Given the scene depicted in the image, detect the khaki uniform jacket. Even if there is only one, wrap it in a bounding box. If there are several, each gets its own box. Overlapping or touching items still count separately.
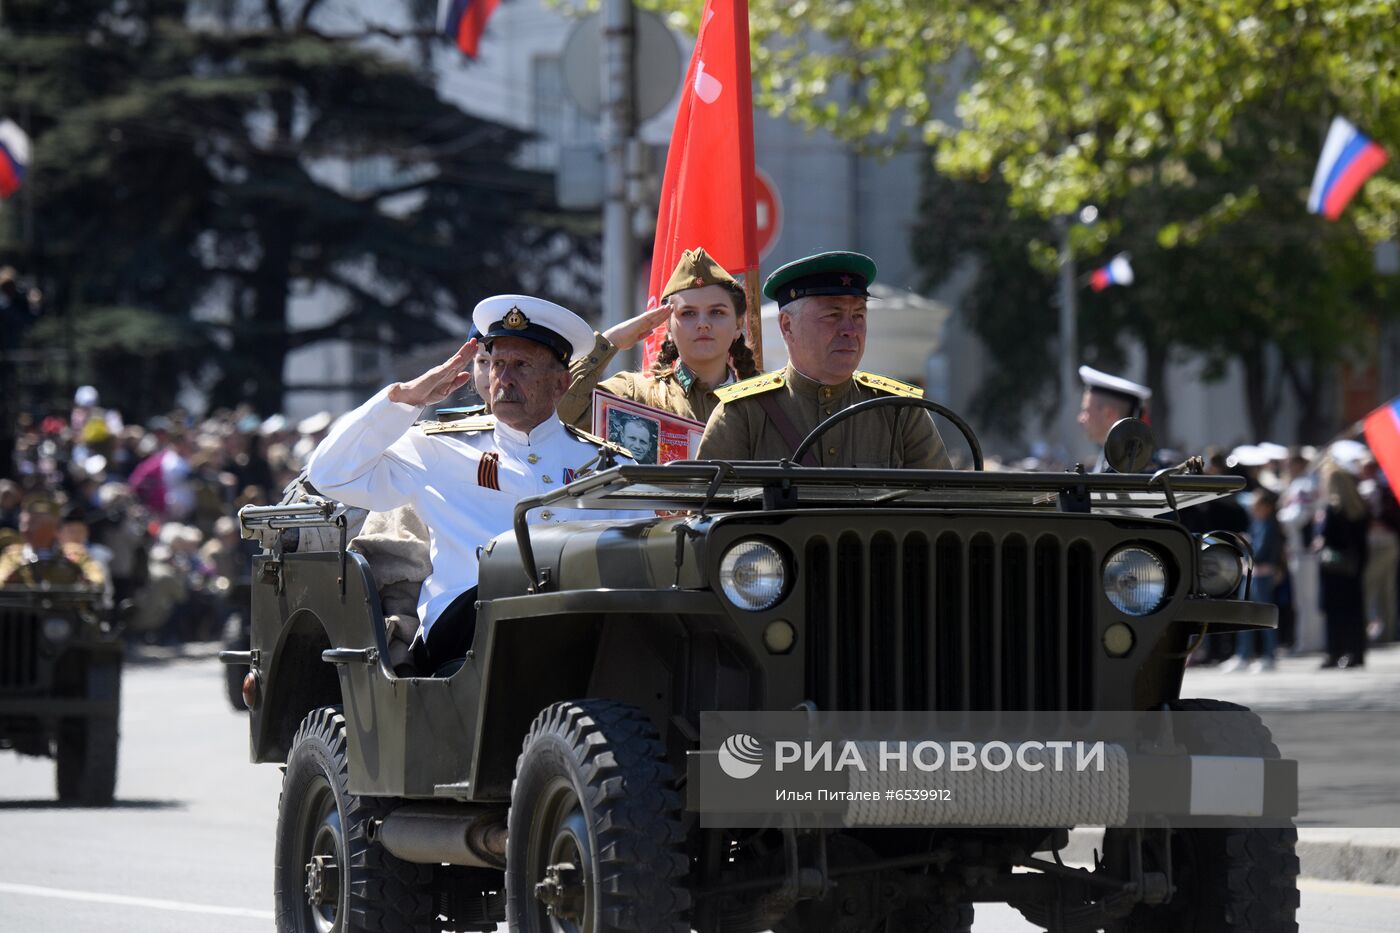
[0,542,106,587]
[697,364,951,468]
[558,333,728,429]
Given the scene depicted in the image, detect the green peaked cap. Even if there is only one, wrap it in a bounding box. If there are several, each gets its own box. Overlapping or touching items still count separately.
[762,251,877,307]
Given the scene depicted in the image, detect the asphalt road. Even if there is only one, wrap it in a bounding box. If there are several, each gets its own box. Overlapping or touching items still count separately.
[1,654,1398,933]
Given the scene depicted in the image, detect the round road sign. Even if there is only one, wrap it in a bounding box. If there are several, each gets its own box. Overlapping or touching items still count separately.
[755,167,783,261]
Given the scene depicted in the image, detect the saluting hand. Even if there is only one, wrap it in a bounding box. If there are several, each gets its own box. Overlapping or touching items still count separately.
[603,304,674,350]
[388,339,477,407]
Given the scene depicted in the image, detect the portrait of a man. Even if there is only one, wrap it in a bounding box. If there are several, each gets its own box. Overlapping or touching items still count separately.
[607,410,659,463]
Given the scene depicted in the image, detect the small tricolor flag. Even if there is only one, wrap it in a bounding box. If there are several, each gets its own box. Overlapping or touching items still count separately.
[0,119,31,200]
[1364,398,1400,501]
[1089,254,1134,292]
[1308,116,1388,221]
[437,0,502,59]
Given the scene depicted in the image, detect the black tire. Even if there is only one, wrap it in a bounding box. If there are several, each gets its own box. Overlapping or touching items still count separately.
[55,661,121,806]
[1106,699,1300,933]
[892,899,974,933]
[274,706,436,933]
[506,700,689,933]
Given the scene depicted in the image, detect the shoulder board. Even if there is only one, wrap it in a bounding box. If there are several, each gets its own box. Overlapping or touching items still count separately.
[421,415,497,435]
[563,423,634,458]
[855,371,923,399]
[714,371,785,404]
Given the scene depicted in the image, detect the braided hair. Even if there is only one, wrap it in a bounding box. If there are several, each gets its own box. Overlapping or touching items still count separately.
[650,280,760,380]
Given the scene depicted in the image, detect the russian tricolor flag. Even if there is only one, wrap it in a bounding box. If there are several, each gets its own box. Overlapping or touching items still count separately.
[438,0,502,59]
[0,119,31,201]
[1089,253,1134,292]
[1365,398,1400,501]
[1308,116,1388,221]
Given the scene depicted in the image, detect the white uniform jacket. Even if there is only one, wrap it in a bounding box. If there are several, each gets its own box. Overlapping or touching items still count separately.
[307,386,630,635]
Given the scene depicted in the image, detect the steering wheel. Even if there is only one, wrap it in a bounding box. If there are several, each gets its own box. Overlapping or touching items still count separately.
[790,396,984,471]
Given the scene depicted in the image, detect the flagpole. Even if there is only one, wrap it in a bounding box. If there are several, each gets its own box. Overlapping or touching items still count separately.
[744,267,763,372]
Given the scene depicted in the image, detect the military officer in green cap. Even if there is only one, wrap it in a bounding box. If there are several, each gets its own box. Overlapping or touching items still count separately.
[698,251,950,467]
[0,496,106,588]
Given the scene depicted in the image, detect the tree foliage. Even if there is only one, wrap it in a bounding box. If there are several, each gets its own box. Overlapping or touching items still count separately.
[647,0,1399,441]
[0,0,595,417]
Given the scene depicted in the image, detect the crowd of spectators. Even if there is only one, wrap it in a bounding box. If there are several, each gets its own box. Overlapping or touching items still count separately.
[1179,440,1399,671]
[0,386,333,644]
[3,384,1399,669]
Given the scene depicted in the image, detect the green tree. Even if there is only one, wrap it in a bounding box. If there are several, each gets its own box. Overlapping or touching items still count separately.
[648,0,1399,442]
[0,0,595,418]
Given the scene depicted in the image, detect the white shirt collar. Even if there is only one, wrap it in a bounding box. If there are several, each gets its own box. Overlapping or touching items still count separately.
[494,415,564,448]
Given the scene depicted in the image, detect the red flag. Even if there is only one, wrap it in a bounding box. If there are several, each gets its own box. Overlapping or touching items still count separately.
[643,1,758,369]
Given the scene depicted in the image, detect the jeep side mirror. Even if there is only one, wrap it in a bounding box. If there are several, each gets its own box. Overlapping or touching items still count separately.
[1104,418,1155,474]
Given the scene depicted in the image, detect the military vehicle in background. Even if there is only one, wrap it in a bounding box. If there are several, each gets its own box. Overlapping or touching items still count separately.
[0,565,123,806]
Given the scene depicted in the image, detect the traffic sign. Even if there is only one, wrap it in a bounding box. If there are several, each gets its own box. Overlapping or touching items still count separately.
[755,167,782,261]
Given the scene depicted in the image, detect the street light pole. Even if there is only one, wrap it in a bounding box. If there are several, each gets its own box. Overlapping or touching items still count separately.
[1056,214,1081,465]
[602,0,637,366]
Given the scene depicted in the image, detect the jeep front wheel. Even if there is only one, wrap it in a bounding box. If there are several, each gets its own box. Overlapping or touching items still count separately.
[274,706,435,933]
[506,700,690,933]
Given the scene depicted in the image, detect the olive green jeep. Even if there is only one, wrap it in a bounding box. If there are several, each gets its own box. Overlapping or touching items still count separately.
[0,569,122,806]
[227,408,1298,933]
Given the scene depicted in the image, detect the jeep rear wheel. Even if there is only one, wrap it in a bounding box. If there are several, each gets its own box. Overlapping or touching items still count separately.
[1105,699,1300,933]
[506,700,689,933]
[274,706,435,933]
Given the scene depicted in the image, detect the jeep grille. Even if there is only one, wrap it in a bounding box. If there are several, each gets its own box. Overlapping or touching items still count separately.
[804,531,1096,711]
[0,609,41,691]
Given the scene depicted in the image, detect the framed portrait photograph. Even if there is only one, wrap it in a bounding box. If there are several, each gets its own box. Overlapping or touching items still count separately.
[592,392,706,464]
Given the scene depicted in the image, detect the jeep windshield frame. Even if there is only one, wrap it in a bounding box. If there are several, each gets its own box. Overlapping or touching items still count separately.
[510,462,1243,591]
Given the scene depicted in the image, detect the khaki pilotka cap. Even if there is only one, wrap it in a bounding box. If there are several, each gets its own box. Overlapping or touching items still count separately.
[660,248,745,305]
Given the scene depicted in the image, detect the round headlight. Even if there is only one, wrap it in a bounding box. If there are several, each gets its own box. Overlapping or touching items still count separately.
[1102,547,1168,616]
[1197,538,1245,597]
[42,616,73,642]
[719,540,788,611]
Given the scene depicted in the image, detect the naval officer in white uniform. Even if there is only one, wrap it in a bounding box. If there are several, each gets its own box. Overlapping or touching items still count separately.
[308,295,631,672]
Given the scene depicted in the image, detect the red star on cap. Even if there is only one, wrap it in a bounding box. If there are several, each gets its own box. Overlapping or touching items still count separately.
[840,274,854,286]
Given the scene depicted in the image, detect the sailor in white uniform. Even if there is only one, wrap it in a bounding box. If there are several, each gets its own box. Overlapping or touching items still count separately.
[308,295,632,672]
[1077,365,1153,473]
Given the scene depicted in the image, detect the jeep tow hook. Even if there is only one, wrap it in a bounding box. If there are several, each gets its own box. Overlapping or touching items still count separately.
[535,861,584,919]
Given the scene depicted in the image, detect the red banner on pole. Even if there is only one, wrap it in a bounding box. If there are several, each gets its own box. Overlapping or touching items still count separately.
[643,0,758,369]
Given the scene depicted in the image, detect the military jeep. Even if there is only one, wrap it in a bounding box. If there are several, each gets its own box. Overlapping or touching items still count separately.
[0,569,123,806]
[228,408,1298,933]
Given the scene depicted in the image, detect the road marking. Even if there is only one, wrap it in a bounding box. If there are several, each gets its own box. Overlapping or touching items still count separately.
[1299,877,1400,900]
[0,881,275,920]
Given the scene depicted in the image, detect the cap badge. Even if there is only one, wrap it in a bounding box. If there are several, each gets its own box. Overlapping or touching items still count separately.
[503,306,528,330]
[789,288,797,299]
[693,276,704,287]
[840,274,854,286]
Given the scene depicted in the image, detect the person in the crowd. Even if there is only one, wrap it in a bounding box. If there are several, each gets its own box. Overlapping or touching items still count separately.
[0,478,21,529]
[698,251,949,467]
[1077,365,1151,472]
[1359,457,1400,644]
[307,295,632,674]
[1279,449,1322,653]
[1315,459,1370,669]
[558,247,761,431]
[1222,489,1283,672]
